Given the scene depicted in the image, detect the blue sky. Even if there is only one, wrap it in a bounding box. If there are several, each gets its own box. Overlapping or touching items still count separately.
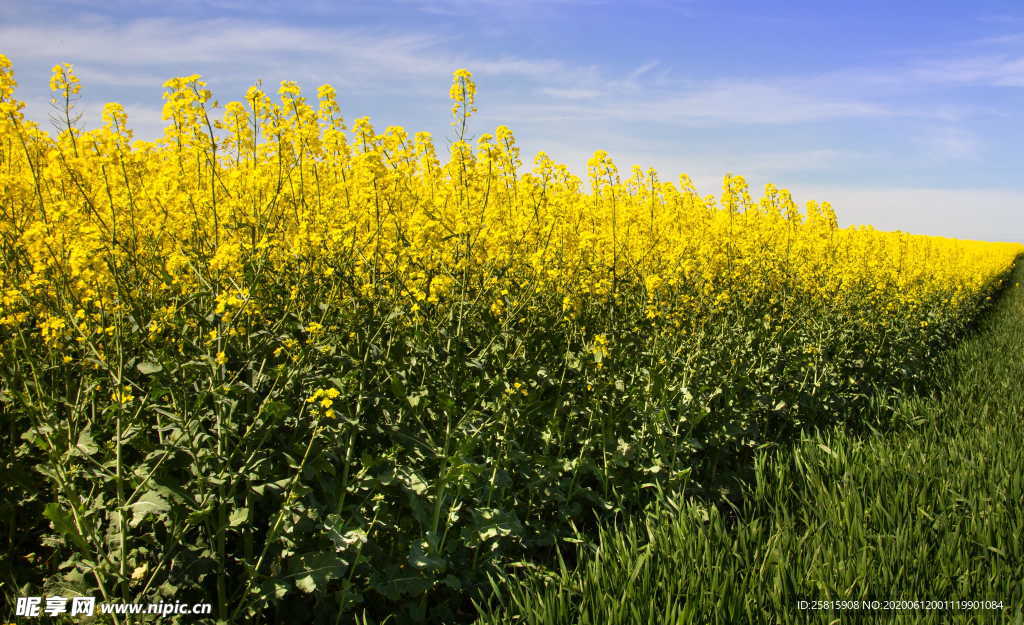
[2,0,1023,241]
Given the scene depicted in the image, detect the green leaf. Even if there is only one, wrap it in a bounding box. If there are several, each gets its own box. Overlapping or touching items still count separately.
[291,551,348,594]
[137,361,163,375]
[271,581,290,599]
[389,375,406,400]
[261,400,291,420]
[373,574,432,600]
[43,503,90,554]
[75,428,98,456]
[464,507,523,548]
[187,504,215,525]
[228,507,250,527]
[399,469,429,495]
[325,515,367,553]
[408,541,446,572]
[252,477,291,496]
[130,491,170,527]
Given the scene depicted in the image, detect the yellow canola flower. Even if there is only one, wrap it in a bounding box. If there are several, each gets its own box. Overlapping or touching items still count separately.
[0,53,1019,363]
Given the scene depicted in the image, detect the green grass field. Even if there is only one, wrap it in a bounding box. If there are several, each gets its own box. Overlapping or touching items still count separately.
[474,263,1024,625]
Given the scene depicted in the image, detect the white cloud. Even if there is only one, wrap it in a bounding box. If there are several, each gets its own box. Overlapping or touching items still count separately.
[3,11,899,130]
[627,61,660,81]
[469,57,568,78]
[489,80,891,127]
[973,32,1024,46]
[395,0,611,16]
[539,87,603,100]
[3,19,441,72]
[0,17,571,90]
[913,55,1024,87]
[916,126,982,161]
[656,81,891,125]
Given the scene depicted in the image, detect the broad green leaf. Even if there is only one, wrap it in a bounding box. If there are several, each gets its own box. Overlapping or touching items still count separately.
[43,503,90,554]
[228,507,250,527]
[75,428,98,456]
[130,491,170,527]
[137,361,163,375]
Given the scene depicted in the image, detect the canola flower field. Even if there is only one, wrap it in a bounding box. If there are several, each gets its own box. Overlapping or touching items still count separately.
[475,257,1024,625]
[1,56,1021,623]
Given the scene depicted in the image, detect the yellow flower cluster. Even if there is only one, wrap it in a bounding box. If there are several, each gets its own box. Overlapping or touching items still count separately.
[307,387,341,418]
[0,55,1020,355]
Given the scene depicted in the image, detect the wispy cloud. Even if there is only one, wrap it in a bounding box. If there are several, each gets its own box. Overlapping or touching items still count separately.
[1,16,572,92]
[395,0,611,16]
[913,55,1024,87]
[627,61,660,81]
[490,80,891,127]
[972,32,1024,46]
[540,87,603,100]
[2,18,443,75]
[4,13,899,132]
[977,13,1024,26]
[654,81,891,125]
[916,126,982,161]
